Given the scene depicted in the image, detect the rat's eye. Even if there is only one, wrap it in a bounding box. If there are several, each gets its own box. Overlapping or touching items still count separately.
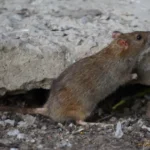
[136,34,142,40]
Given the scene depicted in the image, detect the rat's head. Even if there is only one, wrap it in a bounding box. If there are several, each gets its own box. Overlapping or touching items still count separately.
[111,31,150,58]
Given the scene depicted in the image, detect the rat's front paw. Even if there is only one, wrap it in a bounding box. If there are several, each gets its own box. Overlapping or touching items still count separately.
[131,73,138,80]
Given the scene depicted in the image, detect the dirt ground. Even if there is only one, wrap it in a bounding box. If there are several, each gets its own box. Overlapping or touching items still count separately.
[0,85,150,150]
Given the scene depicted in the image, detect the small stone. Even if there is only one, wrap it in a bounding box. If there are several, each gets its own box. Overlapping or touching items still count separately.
[141,125,150,132]
[22,115,36,126]
[137,119,144,127]
[57,140,72,148]
[41,125,47,130]
[4,119,15,126]
[1,114,7,120]
[17,133,25,140]
[30,139,35,143]
[7,129,20,136]
[115,121,123,138]
[37,145,43,149]
[68,123,74,128]
[10,148,18,150]
[127,126,133,131]
[17,121,28,128]
[0,121,5,126]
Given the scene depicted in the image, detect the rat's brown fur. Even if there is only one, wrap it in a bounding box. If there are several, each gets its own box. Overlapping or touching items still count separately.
[1,31,150,123]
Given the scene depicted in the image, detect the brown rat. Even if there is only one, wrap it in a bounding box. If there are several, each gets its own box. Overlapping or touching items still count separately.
[1,31,150,125]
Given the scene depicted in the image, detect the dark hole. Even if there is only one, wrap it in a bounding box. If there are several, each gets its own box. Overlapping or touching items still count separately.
[0,89,50,108]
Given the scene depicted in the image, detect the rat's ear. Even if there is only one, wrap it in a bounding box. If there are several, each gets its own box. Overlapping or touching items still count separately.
[117,39,128,50]
[112,31,122,39]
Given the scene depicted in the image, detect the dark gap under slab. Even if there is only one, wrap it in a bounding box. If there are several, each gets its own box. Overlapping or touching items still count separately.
[0,88,50,108]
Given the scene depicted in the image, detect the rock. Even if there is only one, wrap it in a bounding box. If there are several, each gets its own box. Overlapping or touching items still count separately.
[37,145,43,149]
[22,114,36,126]
[0,1,109,95]
[114,121,123,138]
[0,121,5,126]
[56,140,72,148]
[17,133,25,140]
[17,121,28,128]
[0,33,65,95]
[4,119,15,126]
[0,0,150,95]
[7,129,20,136]
[10,148,18,150]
